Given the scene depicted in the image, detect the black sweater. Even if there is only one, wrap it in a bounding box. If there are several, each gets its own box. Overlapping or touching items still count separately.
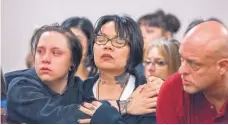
[5,68,156,124]
[5,68,88,123]
[82,70,156,124]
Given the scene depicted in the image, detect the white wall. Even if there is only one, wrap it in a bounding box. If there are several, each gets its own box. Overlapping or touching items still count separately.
[2,0,228,73]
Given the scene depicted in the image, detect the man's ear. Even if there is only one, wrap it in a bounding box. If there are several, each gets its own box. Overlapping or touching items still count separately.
[217,59,228,75]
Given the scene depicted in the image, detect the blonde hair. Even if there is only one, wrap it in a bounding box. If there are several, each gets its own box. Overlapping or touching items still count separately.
[145,39,181,76]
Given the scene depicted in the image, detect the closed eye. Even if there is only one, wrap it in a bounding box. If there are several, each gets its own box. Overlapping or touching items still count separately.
[52,50,62,56]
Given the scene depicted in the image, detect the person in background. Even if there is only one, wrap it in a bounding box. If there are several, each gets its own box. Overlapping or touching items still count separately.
[156,19,228,123]
[144,39,180,80]
[1,69,7,123]
[136,9,181,75]
[62,17,97,80]
[137,9,181,51]
[25,50,34,68]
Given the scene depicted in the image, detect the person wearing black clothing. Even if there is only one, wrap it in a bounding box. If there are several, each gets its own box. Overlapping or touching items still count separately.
[5,24,86,123]
[77,15,157,124]
[6,22,158,124]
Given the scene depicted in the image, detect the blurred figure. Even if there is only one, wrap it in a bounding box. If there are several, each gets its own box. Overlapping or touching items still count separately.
[144,39,180,80]
[1,69,7,124]
[62,17,96,80]
[1,70,6,102]
[137,9,181,51]
[25,50,34,68]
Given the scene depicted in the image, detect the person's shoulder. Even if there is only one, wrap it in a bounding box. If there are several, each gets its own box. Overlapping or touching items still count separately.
[163,73,182,88]
[159,73,183,96]
[7,76,43,93]
[5,68,41,91]
[6,69,44,96]
[83,75,99,87]
[6,75,45,104]
[131,69,147,86]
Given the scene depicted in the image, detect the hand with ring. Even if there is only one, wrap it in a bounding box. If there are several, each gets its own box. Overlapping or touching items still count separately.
[146,76,164,94]
[78,101,102,124]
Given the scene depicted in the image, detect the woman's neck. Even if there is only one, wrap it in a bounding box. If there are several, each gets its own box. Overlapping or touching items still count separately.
[99,69,129,85]
[46,75,68,94]
[99,71,117,85]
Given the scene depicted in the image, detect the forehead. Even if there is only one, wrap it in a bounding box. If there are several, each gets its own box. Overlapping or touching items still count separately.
[38,31,69,49]
[147,47,164,59]
[179,36,208,63]
[100,21,117,37]
[141,25,161,30]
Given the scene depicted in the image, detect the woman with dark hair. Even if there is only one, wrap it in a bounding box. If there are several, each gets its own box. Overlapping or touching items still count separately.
[5,24,86,123]
[5,23,156,124]
[77,15,157,124]
[62,17,97,80]
[138,9,181,51]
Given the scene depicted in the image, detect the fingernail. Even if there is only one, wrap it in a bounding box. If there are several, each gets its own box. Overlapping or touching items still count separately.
[77,119,80,123]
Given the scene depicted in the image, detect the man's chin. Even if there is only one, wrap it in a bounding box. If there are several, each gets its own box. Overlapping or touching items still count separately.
[183,86,199,94]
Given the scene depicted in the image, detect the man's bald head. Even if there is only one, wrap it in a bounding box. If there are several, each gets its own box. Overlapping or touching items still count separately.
[182,20,228,60]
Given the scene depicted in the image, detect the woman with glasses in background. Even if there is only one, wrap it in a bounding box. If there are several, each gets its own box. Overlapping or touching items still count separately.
[144,39,181,80]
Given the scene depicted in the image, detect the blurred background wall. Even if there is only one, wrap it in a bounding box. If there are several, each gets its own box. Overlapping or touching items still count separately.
[1,0,228,72]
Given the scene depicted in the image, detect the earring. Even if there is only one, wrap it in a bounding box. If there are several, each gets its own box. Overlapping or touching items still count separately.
[69,65,75,71]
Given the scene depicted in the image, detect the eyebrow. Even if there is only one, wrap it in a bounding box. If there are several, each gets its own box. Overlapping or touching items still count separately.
[98,32,118,39]
[37,46,62,51]
[179,53,200,64]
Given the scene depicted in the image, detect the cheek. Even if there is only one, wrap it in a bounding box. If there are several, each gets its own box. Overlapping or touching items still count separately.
[93,45,102,62]
[156,66,169,76]
[151,33,162,39]
[54,54,72,68]
[117,48,130,65]
[34,55,41,66]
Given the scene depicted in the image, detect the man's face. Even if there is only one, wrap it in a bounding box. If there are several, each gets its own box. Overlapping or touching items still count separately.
[178,39,220,94]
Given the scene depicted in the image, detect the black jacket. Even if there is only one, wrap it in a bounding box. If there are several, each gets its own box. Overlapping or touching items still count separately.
[5,68,88,123]
[82,70,156,124]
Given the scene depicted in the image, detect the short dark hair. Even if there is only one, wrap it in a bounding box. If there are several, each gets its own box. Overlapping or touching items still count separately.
[61,17,98,76]
[137,9,181,34]
[61,17,94,43]
[30,24,82,78]
[88,15,144,73]
[184,17,226,35]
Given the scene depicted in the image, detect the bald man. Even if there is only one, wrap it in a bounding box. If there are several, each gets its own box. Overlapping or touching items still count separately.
[156,19,228,123]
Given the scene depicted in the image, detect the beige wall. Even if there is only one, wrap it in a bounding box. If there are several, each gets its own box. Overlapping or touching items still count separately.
[1,0,228,73]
